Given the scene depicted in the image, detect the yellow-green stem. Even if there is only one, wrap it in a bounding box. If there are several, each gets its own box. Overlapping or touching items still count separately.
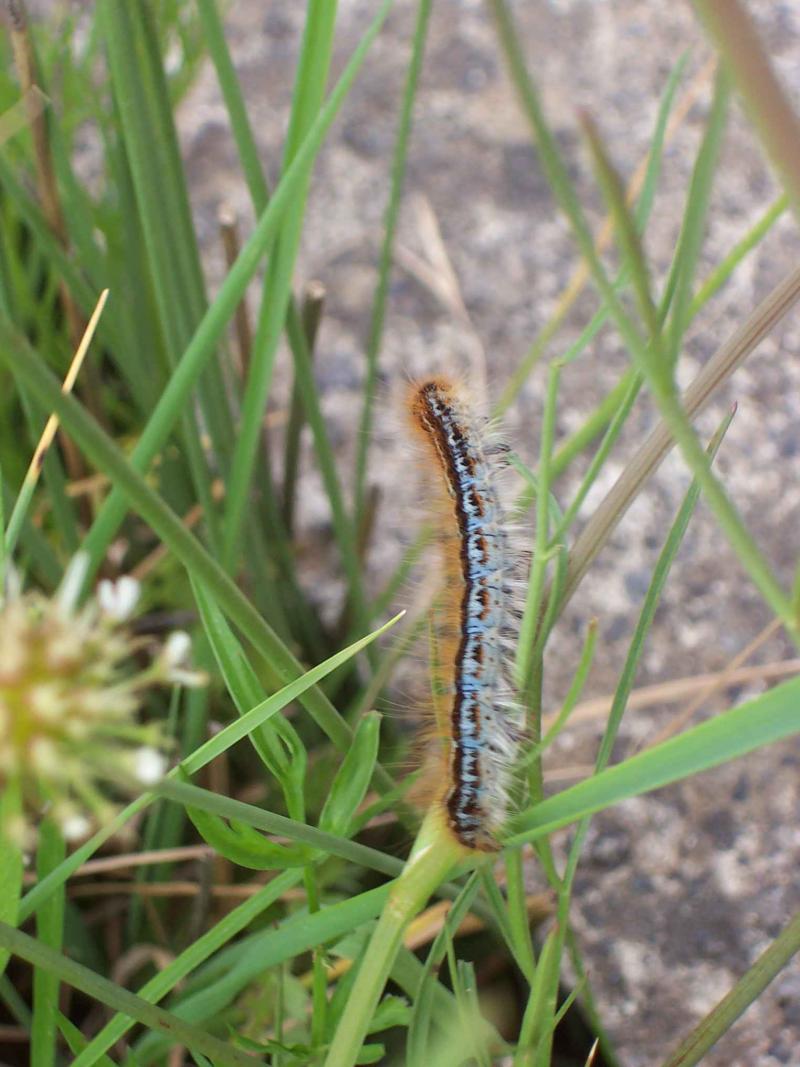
[323,810,467,1067]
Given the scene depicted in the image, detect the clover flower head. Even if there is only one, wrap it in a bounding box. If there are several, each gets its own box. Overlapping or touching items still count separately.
[0,555,204,848]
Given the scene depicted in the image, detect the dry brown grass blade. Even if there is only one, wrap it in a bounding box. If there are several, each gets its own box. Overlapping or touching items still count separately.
[556,656,800,731]
[694,0,800,219]
[219,205,253,377]
[0,83,45,144]
[643,616,785,749]
[299,892,553,988]
[68,881,296,901]
[6,0,107,500]
[22,289,108,489]
[559,264,800,612]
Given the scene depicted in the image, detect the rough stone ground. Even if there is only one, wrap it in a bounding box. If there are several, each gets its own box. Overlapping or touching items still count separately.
[176,2,800,1064]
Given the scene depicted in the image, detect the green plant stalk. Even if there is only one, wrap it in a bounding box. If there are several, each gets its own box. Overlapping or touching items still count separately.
[0,923,259,1067]
[529,618,597,759]
[580,97,795,633]
[559,263,800,610]
[101,1,227,548]
[502,851,537,983]
[514,927,560,1067]
[516,362,560,699]
[689,193,788,316]
[0,782,23,978]
[592,122,793,624]
[550,370,633,477]
[552,372,642,539]
[553,60,727,539]
[353,0,432,519]
[75,0,392,590]
[663,69,730,368]
[323,811,467,1067]
[552,189,787,483]
[195,0,360,642]
[222,0,338,568]
[531,412,732,1067]
[661,907,800,1067]
[407,873,482,1061]
[195,0,270,211]
[0,972,31,1028]
[31,818,65,1067]
[493,37,687,421]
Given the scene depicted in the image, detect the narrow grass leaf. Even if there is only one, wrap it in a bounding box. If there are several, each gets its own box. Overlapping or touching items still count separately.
[354,0,433,519]
[31,819,65,1067]
[156,778,403,878]
[507,671,800,845]
[0,781,23,977]
[0,922,261,1067]
[71,870,304,1067]
[661,907,800,1067]
[76,0,393,586]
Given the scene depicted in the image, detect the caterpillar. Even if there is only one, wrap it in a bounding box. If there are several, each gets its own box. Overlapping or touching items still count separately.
[408,376,524,851]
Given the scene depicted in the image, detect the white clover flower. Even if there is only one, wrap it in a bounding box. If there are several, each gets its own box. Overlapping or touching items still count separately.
[61,813,91,842]
[158,630,207,688]
[132,747,168,786]
[163,630,192,668]
[97,576,141,621]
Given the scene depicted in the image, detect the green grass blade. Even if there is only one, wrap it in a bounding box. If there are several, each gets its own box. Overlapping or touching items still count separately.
[71,869,304,1067]
[507,671,800,845]
[661,907,800,1067]
[222,0,339,568]
[582,103,795,631]
[136,883,394,1063]
[76,0,392,588]
[101,0,230,545]
[155,778,403,878]
[353,0,432,521]
[0,780,23,977]
[663,69,730,368]
[194,0,269,212]
[31,819,65,1067]
[689,193,788,317]
[0,922,262,1067]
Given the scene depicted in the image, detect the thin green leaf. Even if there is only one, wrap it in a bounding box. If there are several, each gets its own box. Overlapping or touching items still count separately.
[70,870,304,1067]
[0,922,261,1067]
[319,711,381,837]
[507,672,800,845]
[31,818,65,1067]
[0,780,23,977]
[76,0,393,588]
[662,907,800,1067]
[156,778,403,878]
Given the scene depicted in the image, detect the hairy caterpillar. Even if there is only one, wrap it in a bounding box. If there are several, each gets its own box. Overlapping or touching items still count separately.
[408,377,524,851]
